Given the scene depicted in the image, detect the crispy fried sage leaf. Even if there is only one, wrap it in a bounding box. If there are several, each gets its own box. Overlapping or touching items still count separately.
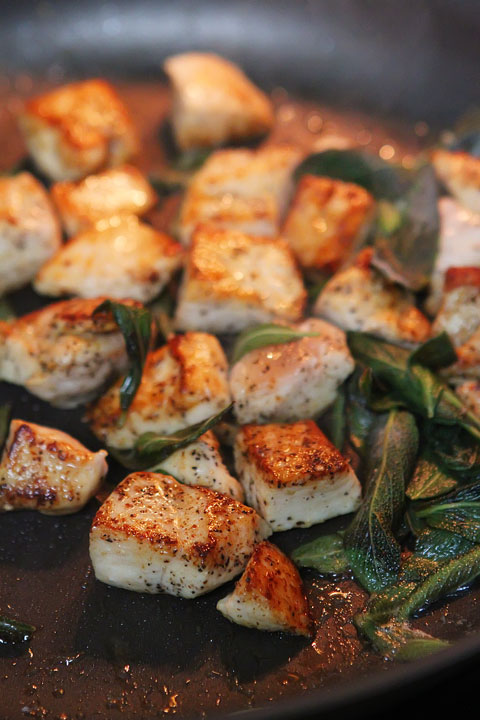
[94,300,152,414]
[0,404,11,454]
[356,616,449,661]
[371,164,439,292]
[347,332,480,441]
[343,409,419,593]
[345,369,377,459]
[426,424,480,480]
[408,332,457,371]
[231,324,319,364]
[109,404,233,471]
[406,448,458,501]
[173,147,212,172]
[291,532,348,575]
[414,482,480,542]
[293,149,408,200]
[0,615,35,644]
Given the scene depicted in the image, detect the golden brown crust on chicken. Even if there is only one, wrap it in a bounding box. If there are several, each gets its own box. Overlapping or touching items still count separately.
[19,79,138,181]
[432,148,480,213]
[164,52,274,151]
[444,266,480,292]
[51,165,157,235]
[282,175,374,270]
[0,419,107,514]
[217,541,313,636]
[89,331,231,448]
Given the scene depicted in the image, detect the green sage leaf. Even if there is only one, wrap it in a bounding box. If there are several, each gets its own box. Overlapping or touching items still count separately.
[408,333,457,371]
[231,324,320,364]
[0,404,11,454]
[406,449,458,501]
[356,616,449,661]
[0,615,35,644]
[291,532,348,575]
[0,297,16,322]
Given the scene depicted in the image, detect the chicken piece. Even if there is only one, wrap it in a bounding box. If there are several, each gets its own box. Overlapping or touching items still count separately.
[426,197,480,315]
[433,267,480,380]
[432,148,480,214]
[456,380,480,416]
[175,225,305,333]
[234,421,361,531]
[0,297,135,407]
[178,145,303,244]
[217,541,313,636]
[90,472,271,598]
[230,318,354,424]
[164,52,274,151]
[0,172,61,295]
[282,174,374,270]
[314,248,431,346]
[34,215,184,303]
[19,79,138,182]
[51,165,157,235]
[0,420,107,515]
[89,332,231,448]
[158,430,243,501]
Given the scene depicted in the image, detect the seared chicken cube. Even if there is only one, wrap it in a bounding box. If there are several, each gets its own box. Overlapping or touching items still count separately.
[34,215,184,303]
[0,297,135,407]
[432,148,480,214]
[51,165,157,235]
[230,318,354,424]
[164,52,274,151]
[0,172,61,295]
[217,540,313,636]
[282,175,374,270]
[314,248,431,345]
[89,331,231,448]
[89,472,271,598]
[175,225,306,333]
[178,145,303,244]
[19,79,138,182]
[0,420,107,515]
[433,267,480,380]
[234,420,361,531]
[426,197,480,316]
[158,430,244,501]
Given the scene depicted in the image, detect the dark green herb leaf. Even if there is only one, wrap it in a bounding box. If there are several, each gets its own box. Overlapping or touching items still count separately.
[148,175,184,197]
[173,148,212,172]
[94,300,153,414]
[231,324,320,364]
[0,297,16,322]
[293,149,409,200]
[406,448,458,501]
[355,616,449,661]
[415,482,480,542]
[329,387,346,450]
[372,164,439,292]
[110,404,233,470]
[414,527,476,561]
[345,369,377,459]
[343,410,419,592]
[347,332,480,441]
[426,424,480,479]
[0,615,35,644]
[0,404,11,454]
[291,532,348,575]
[409,333,457,371]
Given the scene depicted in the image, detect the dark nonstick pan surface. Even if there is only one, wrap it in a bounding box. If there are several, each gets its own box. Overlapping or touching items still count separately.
[1,2,480,719]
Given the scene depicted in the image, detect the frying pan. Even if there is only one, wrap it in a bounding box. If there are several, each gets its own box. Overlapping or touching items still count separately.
[1,1,480,719]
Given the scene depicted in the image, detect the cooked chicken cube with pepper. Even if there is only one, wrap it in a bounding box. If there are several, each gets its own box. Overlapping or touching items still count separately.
[19,79,138,182]
[230,318,353,424]
[178,145,303,244]
[432,148,480,214]
[34,215,184,303]
[0,420,107,515]
[314,248,431,345]
[89,472,271,598]
[234,420,361,532]
[282,174,374,271]
[89,332,231,448]
[433,267,480,380]
[0,172,61,295]
[175,225,305,333]
[217,540,313,636]
[0,297,135,407]
[426,197,480,315]
[158,431,244,501]
[51,165,157,235]
[164,52,274,151]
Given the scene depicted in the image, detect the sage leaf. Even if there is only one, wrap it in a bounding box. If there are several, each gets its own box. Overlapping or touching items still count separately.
[0,297,15,322]
[345,369,377,459]
[0,615,35,644]
[148,175,184,197]
[0,404,11,454]
[371,164,439,292]
[173,147,212,172]
[347,332,480,441]
[231,324,320,364]
[94,300,153,414]
[406,449,458,501]
[343,409,419,592]
[408,333,457,371]
[426,424,480,480]
[356,616,449,661]
[415,482,480,542]
[414,527,476,561]
[291,532,349,575]
[109,404,233,471]
[293,149,408,200]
